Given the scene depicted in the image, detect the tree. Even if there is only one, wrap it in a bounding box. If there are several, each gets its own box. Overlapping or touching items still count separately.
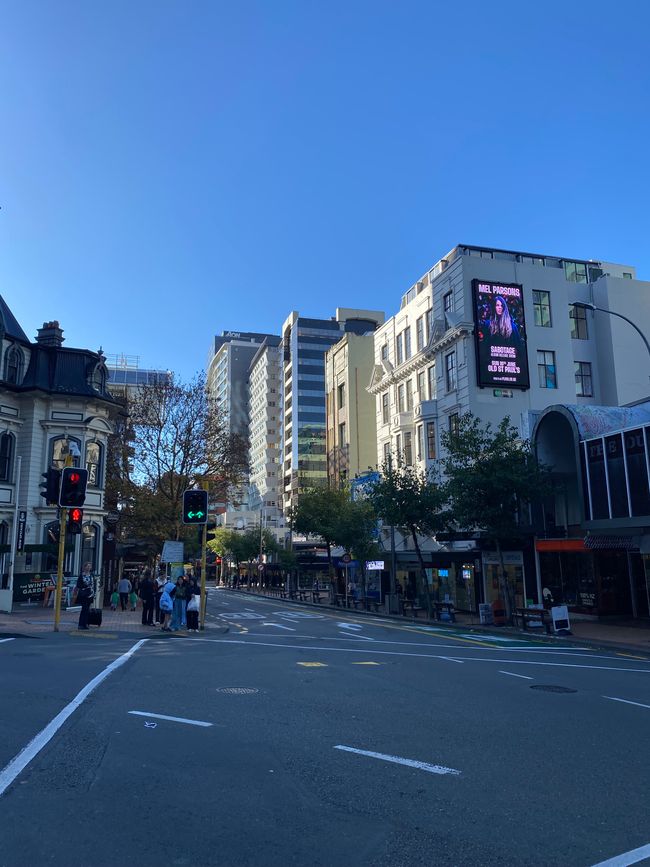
[368,460,449,618]
[441,413,552,621]
[335,499,381,601]
[287,487,351,579]
[128,372,248,542]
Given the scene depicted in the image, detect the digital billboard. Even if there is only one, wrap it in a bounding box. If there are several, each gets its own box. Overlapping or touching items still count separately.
[472,279,530,389]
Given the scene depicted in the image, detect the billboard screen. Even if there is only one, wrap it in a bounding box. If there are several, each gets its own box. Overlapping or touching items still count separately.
[473,280,530,389]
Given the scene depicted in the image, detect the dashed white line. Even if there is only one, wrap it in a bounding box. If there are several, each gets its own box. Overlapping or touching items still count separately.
[128,710,213,727]
[263,623,296,631]
[440,656,464,664]
[334,745,460,776]
[0,638,16,644]
[603,696,650,711]
[499,670,534,680]
[590,842,650,866]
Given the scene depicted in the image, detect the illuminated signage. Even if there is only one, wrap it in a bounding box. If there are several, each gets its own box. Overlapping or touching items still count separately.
[473,280,530,390]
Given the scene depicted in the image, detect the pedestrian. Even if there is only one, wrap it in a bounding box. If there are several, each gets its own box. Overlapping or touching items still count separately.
[117,574,132,611]
[186,585,200,632]
[170,574,187,631]
[129,587,138,611]
[139,568,155,626]
[159,579,175,631]
[110,587,119,611]
[154,572,166,624]
[75,562,95,630]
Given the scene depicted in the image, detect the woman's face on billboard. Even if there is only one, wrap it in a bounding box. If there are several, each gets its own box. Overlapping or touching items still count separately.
[495,298,504,316]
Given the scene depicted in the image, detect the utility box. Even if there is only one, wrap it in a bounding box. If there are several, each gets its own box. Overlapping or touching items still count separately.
[479,603,494,625]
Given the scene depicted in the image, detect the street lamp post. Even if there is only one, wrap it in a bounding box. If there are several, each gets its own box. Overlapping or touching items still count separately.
[571,301,650,382]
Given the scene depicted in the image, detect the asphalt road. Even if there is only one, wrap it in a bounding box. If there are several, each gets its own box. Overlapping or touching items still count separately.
[0,589,649,867]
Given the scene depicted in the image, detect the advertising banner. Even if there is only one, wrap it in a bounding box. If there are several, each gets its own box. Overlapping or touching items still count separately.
[473,280,530,389]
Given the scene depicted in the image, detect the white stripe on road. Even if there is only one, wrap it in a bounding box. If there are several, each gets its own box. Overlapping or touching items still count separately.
[603,696,650,711]
[0,638,16,644]
[128,710,213,727]
[262,623,296,631]
[590,843,650,866]
[499,670,534,680]
[338,632,374,641]
[0,638,148,798]
[441,657,464,664]
[334,745,460,776]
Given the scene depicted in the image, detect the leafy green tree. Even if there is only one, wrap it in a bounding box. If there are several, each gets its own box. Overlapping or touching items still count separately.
[441,413,552,621]
[288,487,351,579]
[368,460,449,617]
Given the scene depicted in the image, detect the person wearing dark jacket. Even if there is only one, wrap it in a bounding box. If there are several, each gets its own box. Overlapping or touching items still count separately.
[139,568,155,626]
[75,562,94,630]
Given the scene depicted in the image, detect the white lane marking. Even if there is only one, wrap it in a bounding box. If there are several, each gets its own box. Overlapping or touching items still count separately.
[0,638,148,798]
[244,608,255,612]
[128,711,212,727]
[334,745,460,776]
[197,640,650,673]
[338,632,374,641]
[459,634,520,643]
[0,638,16,644]
[263,623,296,631]
[590,842,650,866]
[337,623,362,630]
[603,696,650,711]
[441,657,464,664]
[499,670,534,680]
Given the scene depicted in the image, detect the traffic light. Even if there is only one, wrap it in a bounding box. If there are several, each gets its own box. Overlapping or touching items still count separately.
[40,468,61,505]
[182,489,208,524]
[67,507,83,534]
[206,521,217,541]
[59,467,88,507]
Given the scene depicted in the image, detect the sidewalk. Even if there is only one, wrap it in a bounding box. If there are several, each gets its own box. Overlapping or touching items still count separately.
[230,586,650,656]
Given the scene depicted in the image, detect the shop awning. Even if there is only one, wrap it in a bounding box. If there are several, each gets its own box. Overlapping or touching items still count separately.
[583,535,638,551]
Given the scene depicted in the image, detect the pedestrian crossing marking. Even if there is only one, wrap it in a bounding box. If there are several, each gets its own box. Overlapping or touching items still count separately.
[297,662,327,667]
[352,662,381,665]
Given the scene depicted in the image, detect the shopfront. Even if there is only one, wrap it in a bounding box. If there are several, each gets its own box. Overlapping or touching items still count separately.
[394,552,483,613]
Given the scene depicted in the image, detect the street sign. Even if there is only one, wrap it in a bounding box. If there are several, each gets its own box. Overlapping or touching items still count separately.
[342,553,352,563]
[365,560,384,571]
[105,510,120,525]
[16,510,27,552]
[161,540,184,563]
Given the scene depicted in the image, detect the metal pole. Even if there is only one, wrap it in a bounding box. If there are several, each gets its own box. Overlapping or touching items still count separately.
[572,302,650,379]
[199,480,209,630]
[7,455,22,609]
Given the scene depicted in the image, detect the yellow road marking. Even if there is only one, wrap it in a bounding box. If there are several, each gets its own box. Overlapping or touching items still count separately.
[297,662,327,667]
[617,652,647,660]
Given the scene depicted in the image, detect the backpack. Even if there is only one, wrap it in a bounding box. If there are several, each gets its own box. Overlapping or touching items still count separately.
[160,590,173,612]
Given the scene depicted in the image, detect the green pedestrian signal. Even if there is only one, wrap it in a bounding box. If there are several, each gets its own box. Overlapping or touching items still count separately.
[182,489,208,525]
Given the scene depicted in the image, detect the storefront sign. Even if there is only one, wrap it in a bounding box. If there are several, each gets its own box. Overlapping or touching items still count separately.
[365,560,384,571]
[16,510,27,552]
[12,572,54,602]
[473,280,530,390]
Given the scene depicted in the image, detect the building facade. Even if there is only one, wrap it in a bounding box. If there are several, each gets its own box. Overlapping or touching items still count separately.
[281,308,384,514]
[325,329,383,488]
[368,243,649,615]
[0,305,116,613]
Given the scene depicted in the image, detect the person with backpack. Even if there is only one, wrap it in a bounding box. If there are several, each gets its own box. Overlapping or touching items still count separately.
[75,562,95,630]
[159,580,175,631]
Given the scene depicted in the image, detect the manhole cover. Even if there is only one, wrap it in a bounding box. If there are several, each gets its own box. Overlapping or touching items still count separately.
[530,685,577,694]
[216,687,259,695]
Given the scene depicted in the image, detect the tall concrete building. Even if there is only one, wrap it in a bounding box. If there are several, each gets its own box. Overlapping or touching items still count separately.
[247,337,283,529]
[281,308,384,514]
[325,326,384,488]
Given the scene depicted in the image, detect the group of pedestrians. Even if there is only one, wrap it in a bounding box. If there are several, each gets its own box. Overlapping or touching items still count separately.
[137,569,202,632]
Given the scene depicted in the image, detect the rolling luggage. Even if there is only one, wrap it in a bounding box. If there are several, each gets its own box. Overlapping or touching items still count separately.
[88,608,102,627]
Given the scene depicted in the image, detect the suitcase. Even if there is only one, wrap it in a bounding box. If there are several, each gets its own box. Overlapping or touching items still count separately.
[88,608,102,627]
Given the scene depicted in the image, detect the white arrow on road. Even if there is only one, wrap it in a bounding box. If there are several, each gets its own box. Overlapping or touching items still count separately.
[263,622,296,631]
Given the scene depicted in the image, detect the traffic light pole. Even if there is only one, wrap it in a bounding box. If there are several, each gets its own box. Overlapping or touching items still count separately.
[53,455,74,633]
[199,481,209,631]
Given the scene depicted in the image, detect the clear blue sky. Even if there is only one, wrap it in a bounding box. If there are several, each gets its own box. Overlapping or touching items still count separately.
[1,0,649,379]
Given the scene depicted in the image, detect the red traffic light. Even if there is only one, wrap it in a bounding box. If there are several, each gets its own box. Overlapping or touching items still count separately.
[67,507,83,534]
[70,508,83,522]
[69,472,81,485]
[59,467,88,507]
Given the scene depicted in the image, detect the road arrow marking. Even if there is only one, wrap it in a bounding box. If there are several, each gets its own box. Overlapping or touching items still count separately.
[334,745,460,776]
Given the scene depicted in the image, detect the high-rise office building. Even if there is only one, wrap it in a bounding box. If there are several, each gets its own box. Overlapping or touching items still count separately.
[247,337,283,528]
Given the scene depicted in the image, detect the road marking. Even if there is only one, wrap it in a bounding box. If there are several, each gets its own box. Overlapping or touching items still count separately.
[334,745,460,776]
[128,710,213,727]
[590,842,650,866]
[0,638,148,798]
[616,653,647,661]
[144,722,157,729]
[603,696,650,710]
[441,657,464,663]
[0,638,16,644]
[459,634,520,643]
[499,670,534,680]
[337,623,362,630]
[297,662,327,667]
[352,662,381,665]
[263,623,296,631]
[338,632,374,641]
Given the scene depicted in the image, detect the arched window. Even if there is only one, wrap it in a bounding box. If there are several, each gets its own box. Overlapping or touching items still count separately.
[85,441,103,487]
[0,433,14,482]
[91,364,106,392]
[42,521,74,574]
[81,522,99,573]
[4,345,24,385]
[50,436,81,469]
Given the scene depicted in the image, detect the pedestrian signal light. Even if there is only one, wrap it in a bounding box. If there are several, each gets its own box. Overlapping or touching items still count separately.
[59,467,88,507]
[40,468,62,505]
[182,489,208,524]
[67,508,84,534]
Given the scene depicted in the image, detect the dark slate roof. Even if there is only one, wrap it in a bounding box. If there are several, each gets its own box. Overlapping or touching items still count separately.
[19,345,117,402]
[0,296,30,344]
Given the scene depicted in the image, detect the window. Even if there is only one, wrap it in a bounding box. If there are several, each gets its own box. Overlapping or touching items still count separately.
[404,432,413,466]
[0,433,13,482]
[417,370,426,397]
[449,413,460,437]
[381,392,389,424]
[569,304,588,339]
[416,316,424,351]
[445,351,456,392]
[383,441,391,465]
[426,422,436,460]
[406,379,413,410]
[397,383,405,413]
[533,290,552,327]
[85,441,102,487]
[417,424,424,461]
[443,291,453,314]
[395,333,404,365]
[381,343,388,361]
[403,327,411,359]
[564,261,588,283]
[337,383,345,409]
[50,437,81,469]
[81,523,99,573]
[575,362,593,397]
[91,364,106,392]
[4,346,23,385]
[395,434,401,458]
[427,364,436,400]
[338,422,346,446]
[537,350,557,389]
[623,272,633,279]
[426,309,433,343]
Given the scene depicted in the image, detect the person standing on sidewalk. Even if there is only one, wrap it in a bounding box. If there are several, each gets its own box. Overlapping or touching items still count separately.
[154,572,165,624]
[75,562,94,630]
[117,575,132,611]
[170,575,187,631]
[139,568,155,626]
[159,579,175,631]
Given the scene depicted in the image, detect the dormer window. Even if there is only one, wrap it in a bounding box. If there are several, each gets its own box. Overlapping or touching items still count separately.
[4,346,23,385]
[91,363,106,392]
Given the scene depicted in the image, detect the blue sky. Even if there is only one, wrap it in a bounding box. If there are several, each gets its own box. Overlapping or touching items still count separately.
[1,0,649,379]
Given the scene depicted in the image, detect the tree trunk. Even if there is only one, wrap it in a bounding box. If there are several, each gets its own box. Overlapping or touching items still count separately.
[411,527,433,619]
[495,539,512,623]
